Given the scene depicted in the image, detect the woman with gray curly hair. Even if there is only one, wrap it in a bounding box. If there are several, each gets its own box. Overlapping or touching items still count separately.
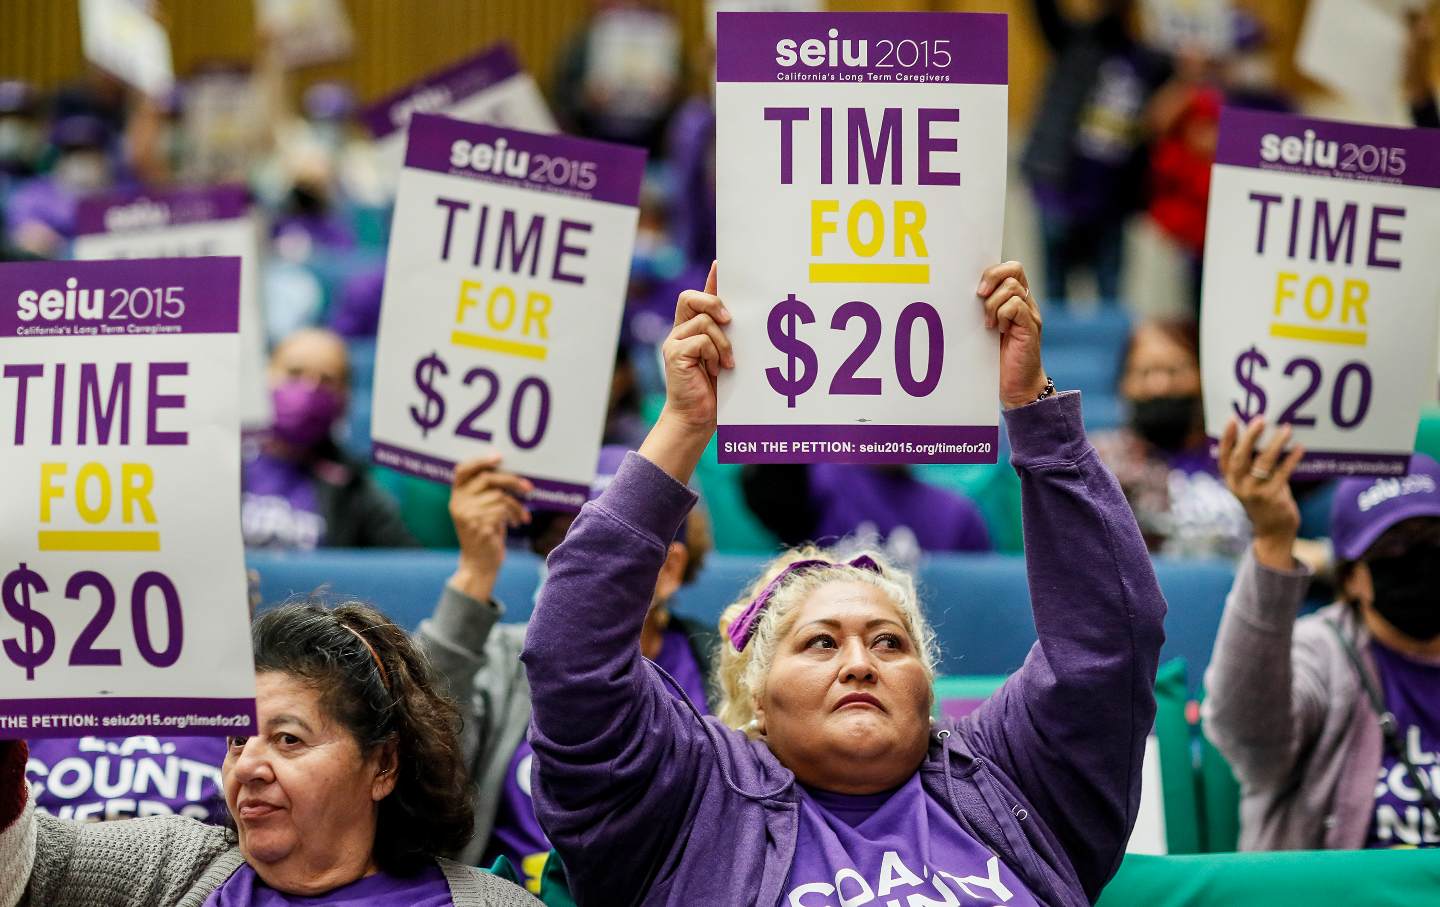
[522,261,1168,907]
[0,602,540,907]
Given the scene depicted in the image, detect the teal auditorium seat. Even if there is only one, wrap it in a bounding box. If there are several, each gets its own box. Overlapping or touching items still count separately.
[247,550,1236,692]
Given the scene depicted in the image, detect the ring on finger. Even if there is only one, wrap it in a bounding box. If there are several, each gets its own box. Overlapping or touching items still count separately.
[1249,466,1272,481]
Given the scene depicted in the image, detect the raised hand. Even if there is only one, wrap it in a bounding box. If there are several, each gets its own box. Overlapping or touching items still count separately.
[640,262,734,484]
[976,261,1048,409]
[1218,415,1305,570]
[448,454,533,601]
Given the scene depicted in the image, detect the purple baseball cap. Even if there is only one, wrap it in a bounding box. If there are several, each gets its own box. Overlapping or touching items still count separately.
[1331,454,1440,561]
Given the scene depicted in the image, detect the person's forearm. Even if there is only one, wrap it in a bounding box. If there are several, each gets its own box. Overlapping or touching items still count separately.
[637,411,710,486]
[1201,549,1315,782]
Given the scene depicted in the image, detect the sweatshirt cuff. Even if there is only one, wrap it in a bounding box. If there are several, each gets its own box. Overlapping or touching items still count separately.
[1231,546,1313,633]
[1004,391,1088,467]
[596,452,698,547]
[0,740,27,832]
[428,584,502,650]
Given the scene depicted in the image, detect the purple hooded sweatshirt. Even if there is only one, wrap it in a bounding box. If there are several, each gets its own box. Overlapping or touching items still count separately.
[522,392,1166,907]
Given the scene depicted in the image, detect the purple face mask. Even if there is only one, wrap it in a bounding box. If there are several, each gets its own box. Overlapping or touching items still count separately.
[270,379,344,448]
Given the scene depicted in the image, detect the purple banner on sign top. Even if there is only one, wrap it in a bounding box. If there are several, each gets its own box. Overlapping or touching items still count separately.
[373,440,588,512]
[1214,106,1440,190]
[716,12,1007,85]
[402,113,646,208]
[717,424,999,465]
[0,697,256,740]
[0,257,241,337]
[360,43,523,139]
[74,184,250,236]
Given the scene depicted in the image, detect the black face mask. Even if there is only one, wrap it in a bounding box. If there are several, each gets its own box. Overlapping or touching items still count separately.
[1369,550,1440,641]
[1130,394,1201,451]
[288,184,326,217]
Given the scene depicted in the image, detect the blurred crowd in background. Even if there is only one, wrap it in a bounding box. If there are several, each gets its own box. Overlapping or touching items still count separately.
[1,0,1438,585]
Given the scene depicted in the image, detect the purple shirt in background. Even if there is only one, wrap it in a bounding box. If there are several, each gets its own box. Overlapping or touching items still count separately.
[1365,642,1440,848]
[785,773,1041,906]
[25,735,228,824]
[485,626,707,890]
[6,175,80,242]
[202,863,452,906]
[811,465,990,557]
[243,446,327,550]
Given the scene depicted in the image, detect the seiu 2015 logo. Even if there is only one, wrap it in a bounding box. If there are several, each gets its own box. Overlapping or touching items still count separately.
[449,137,529,177]
[103,199,169,232]
[1259,129,1338,168]
[389,86,453,129]
[17,278,105,321]
[775,29,868,67]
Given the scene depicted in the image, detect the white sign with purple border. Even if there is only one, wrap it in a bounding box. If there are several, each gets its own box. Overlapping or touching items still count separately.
[360,44,557,191]
[715,12,1007,465]
[0,258,256,740]
[73,185,270,428]
[370,114,644,510]
[1200,108,1440,477]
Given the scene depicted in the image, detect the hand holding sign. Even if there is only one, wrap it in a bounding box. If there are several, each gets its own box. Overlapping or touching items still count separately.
[976,261,1046,410]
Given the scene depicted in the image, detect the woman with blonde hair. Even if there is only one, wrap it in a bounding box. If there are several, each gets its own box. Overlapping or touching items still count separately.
[522,261,1167,906]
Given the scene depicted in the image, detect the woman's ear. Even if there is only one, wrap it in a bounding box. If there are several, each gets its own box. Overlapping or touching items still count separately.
[750,693,766,737]
[371,739,399,801]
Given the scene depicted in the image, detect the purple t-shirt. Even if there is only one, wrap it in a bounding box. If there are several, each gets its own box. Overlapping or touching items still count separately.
[24,735,228,823]
[784,773,1040,907]
[810,465,990,557]
[242,446,326,550]
[1364,642,1440,848]
[485,626,708,890]
[203,863,452,906]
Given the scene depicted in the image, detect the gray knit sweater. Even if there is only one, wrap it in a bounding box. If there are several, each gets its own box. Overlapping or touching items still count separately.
[10,797,542,907]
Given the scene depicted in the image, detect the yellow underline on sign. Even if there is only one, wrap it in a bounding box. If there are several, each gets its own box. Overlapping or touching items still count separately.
[809,263,931,284]
[1268,323,1368,346]
[449,331,548,361]
[38,530,161,552]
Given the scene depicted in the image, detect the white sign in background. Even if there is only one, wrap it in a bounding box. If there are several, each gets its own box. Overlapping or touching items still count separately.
[79,0,175,99]
[1200,108,1440,476]
[715,12,1007,464]
[0,258,254,739]
[370,115,642,508]
[73,199,270,428]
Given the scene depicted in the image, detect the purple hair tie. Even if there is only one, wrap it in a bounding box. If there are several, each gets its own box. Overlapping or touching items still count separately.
[727,555,882,652]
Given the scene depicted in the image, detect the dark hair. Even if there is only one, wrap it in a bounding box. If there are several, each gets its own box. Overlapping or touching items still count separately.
[1336,516,1440,602]
[1118,319,1201,390]
[250,602,473,874]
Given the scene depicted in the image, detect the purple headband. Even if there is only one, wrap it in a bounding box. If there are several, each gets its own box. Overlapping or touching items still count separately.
[727,555,883,652]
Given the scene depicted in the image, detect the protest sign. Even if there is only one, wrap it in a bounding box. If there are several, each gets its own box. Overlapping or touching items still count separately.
[1296,0,1409,124]
[0,258,255,739]
[360,44,556,190]
[1200,108,1440,476]
[79,0,175,99]
[1142,0,1234,56]
[370,114,644,510]
[73,185,270,428]
[256,0,355,68]
[714,12,1008,464]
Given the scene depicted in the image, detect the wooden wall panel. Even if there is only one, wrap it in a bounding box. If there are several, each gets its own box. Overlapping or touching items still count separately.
[0,1,1432,128]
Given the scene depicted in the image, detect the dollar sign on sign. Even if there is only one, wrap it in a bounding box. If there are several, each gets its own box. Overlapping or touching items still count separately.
[1232,345,1269,421]
[410,352,449,438]
[766,293,818,409]
[3,564,54,681]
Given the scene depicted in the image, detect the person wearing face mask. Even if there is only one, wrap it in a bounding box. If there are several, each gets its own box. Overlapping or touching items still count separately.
[520,261,1167,905]
[6,114,117,258]
[1093,319,1250,557]
[1204,420,1440,850]
[413,445,714,892]
[242,327,413,549]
